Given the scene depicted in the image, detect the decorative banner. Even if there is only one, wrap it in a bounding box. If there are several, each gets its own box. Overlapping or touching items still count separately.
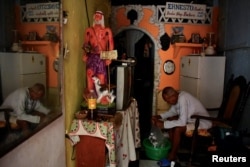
[26,2,59,19]
[165,2,206,20]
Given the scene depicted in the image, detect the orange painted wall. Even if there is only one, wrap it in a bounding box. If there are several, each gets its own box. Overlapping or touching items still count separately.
[115,6,218,91]
[15,5,59,88]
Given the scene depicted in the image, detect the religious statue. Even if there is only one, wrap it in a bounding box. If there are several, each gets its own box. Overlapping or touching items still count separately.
[82,11,114,91]
[82,11,116,107]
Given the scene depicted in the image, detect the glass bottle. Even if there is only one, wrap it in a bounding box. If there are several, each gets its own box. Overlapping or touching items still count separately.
[87,89,97,119]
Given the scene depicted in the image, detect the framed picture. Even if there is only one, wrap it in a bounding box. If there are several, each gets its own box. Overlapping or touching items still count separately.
[28,31,37,41]
[191,33,200,43]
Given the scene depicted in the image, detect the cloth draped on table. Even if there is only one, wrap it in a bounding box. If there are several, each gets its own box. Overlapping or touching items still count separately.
[115,99,141,167]
[68,98,140,167]
[69,120,115,167]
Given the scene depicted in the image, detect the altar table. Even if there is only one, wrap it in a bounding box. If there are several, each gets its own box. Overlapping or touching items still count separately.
[68,99,141,167]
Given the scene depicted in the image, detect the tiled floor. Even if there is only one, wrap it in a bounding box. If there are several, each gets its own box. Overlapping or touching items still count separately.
[139,160,159,167]
[128,148,157,167]
[128,148,169,167]
[128,147,202,167]
[128,159,158,167]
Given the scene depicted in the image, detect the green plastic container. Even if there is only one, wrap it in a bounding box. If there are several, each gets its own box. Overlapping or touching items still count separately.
[143,138,171,160]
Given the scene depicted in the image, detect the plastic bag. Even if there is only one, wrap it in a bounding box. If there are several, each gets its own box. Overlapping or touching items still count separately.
[148,125,166,148]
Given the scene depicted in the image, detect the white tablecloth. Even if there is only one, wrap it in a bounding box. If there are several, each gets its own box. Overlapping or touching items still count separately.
[115,98,141,167]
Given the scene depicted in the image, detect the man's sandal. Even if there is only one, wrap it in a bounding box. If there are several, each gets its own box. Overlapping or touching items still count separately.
[157,158,171,167]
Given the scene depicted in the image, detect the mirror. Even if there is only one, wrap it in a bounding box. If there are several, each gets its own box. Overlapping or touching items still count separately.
[0,0,62,157]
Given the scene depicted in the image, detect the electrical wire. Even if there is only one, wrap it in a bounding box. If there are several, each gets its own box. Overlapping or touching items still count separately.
[84,0,90,27]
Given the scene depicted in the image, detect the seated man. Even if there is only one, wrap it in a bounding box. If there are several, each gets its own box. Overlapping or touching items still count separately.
[152,86,212,161]
[0,83,50,130]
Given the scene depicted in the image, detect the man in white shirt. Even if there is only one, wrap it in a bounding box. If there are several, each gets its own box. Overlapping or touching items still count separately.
[152,86,212,161]
[0,83,50,130]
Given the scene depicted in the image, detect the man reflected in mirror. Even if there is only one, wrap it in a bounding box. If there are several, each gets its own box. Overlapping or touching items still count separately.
[0,83,50,132]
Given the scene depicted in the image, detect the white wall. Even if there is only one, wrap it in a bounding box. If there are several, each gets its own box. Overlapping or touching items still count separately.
[0,116,66,167]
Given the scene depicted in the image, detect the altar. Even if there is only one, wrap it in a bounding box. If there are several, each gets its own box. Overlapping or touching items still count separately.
[68,98,141,167]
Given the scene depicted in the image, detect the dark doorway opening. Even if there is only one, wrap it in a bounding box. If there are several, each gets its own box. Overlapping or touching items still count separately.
[134,34,154,141]
[114,30,154,141]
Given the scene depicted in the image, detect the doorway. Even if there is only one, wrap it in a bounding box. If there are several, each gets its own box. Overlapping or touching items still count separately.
[114,29,155,140]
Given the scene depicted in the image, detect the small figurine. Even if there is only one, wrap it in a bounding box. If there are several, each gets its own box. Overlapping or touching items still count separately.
[92,76,116,104]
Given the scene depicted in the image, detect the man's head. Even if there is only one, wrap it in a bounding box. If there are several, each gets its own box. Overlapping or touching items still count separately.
[93,11,104,27]
[29,83,45,100]
[162,87,179,105]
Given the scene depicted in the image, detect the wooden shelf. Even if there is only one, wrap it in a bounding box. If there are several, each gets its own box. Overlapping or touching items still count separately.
[21,41,54,45]
[173,43,203,58]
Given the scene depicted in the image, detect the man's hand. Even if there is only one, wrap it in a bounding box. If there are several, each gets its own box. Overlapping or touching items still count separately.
[154,119,164,129]
[151,115,164,129]
[152,115,161,120]
[105,59,111,66]
[82,55,88,62]
[31,111,46,123]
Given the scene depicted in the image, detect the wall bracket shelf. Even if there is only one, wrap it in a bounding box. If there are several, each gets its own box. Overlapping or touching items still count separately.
[21,41,55,45]
[173,43,202,58]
